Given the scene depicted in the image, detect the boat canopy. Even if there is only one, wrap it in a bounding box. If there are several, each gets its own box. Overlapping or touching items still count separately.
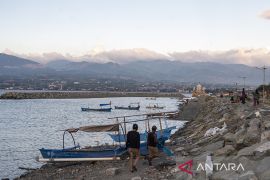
[66,124,119,133]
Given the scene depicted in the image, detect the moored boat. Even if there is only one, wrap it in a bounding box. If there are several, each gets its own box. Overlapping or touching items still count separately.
[81,102,112,112]
[146,103,165,109]
[115,103,140,110]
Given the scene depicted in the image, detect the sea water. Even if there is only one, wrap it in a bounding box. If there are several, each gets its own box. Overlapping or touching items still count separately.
[0,97,185,179]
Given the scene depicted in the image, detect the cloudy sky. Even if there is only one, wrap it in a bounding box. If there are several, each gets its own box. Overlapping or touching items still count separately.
[1,0,270,65]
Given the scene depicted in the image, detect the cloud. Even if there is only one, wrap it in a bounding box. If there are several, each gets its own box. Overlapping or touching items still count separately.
[3,48,270,66]
[260,9,270,20]
[169,48,270,66]
[87,48,170,63]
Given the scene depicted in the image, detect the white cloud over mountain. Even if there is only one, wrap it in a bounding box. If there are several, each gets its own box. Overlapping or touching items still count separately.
[260,9,270,20]
[3,48,270,66]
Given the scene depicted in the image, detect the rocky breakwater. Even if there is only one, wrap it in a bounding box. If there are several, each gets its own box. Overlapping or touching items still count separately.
[169,96,270,180]
[0,91,183,99]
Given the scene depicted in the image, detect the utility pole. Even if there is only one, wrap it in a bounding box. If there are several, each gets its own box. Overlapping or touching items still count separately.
[256,65,267,104]
[239,76,247,89]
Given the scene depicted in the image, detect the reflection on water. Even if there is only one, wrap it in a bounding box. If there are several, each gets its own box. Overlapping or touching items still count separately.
[0,97,184,179]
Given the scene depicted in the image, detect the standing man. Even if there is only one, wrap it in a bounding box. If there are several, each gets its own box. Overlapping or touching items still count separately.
[147,125,159,166]
[126,124,140,172]
[241,88,247,104]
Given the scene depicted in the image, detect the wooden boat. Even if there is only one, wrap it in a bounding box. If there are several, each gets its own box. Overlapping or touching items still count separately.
[38,111,176,162]
[109,126,176,142]
[146,97,156,100]
[81,102,112,112]
[115,103,140,110]
[38,124,127,162]
[146,103,165,109]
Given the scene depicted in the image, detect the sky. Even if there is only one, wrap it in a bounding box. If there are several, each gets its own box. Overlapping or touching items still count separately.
[1,0,270,64]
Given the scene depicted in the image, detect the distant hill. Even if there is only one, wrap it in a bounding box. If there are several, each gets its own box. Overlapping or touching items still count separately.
[0,53,39,67]
[0,53,265,85]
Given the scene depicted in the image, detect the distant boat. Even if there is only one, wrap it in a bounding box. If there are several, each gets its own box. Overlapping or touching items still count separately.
[146,103,165,109]
[115,103,140,110]
[146,97,156,100]
[81,102,112,112]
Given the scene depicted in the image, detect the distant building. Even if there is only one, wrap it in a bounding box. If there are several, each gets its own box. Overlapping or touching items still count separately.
[192,83,207,97]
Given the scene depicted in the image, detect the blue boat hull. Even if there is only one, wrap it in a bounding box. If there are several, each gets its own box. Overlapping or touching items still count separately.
[81,107,112,112]
[109,126,176,143]
[40,146,127,159]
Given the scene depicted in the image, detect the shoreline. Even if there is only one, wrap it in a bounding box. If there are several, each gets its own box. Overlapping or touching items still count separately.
[15,95,270,179]
[0,91,184,99]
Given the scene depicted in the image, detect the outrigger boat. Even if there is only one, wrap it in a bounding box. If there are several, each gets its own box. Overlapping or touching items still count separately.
[37,111,176,162]
[115,103,140,110]
[146,103,165,109]
[38,124,127,162]
[81,102,112,112]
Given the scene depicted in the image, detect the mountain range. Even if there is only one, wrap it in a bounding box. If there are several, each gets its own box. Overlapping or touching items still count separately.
[0,53,266,85]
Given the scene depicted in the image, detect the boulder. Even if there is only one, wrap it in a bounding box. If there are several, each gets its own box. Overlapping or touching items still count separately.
[131,176,141,180]
[174,147,185,152]
[260,170,270,180]
[238,171,258,180]
[214,145,235,156]
[255,157,270,174]
[223,133,235,146]
[264,122,270,130]
[235,129,246,149]
[152,158,176,170]
[189,147,201,156]
[212,170,239,180]
[259,109,270,116]
[243,119,261,146]
[105,167,120,176]
[236,143,260,158]
[237,156,258,172]
[254,141,270,157]
[261,131,270,142]
[202,140,224,152]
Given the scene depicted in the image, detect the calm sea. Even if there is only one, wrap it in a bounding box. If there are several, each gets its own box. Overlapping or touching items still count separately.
[0,97,185,179]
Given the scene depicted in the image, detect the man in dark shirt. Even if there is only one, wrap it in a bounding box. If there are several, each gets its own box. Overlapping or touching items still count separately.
[147,125,159,166]
[126,124,140,172]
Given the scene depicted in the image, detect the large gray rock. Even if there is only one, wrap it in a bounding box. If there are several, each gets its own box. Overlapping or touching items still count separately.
[261,131,270,142]
[212,170,239,180]
[105,167,120,176]
[203,140,224,152]
[238,171,258,180]
[236,143,261,158]
[259,109,270,116]
[260,170,270,180]
[131,176,141,180]
[214,145,235,156]
[237,156,258,172]
[152,158,176,170]
[255,157,270,174]
[235,129,246,149]
[254,141,270,157]
[174,147,185,152]
[243,119,261,146]
[263,122,270,130]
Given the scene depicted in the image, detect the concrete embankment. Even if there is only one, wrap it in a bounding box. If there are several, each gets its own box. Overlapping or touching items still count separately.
[0,91,183,99]
[16,96,270,180]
